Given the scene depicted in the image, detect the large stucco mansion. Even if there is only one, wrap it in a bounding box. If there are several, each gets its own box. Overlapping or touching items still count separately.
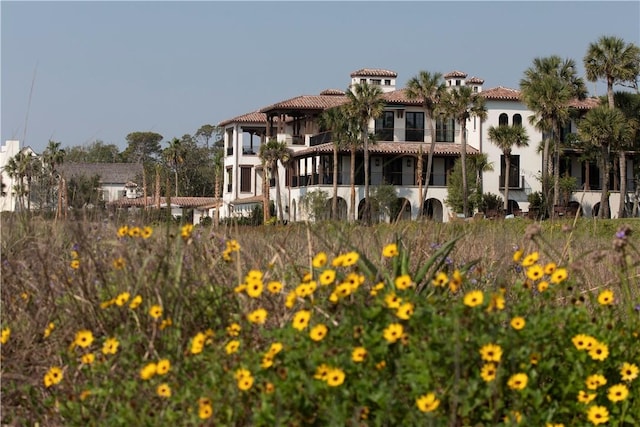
[217,68,630,223]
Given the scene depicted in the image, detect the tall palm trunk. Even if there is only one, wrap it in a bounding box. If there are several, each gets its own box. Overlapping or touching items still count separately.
[422,116,437,217]
[263,169,270,223]
[599,145,611,218]
[332,148,338,219]
[214,169,220,227]
[417,145,423,218]
[350,147,356,222]
[275,166,284,223]
[174,169,179,197]
[363,130,370,223]
[504,153,511,212]
[460,123,468,217]
[618,151,627,217]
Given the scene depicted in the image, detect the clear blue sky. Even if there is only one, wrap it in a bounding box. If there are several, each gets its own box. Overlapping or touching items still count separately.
[2,1,639,154]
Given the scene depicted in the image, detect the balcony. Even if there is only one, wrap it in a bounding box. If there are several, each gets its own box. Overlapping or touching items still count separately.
[310,131,332,146]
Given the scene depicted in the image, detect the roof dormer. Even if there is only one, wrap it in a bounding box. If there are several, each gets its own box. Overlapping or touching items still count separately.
[444,70,468,88]
[349,68,397,93]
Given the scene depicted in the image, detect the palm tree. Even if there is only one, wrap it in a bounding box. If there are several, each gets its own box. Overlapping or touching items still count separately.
[319,106,349,219]
[578,106,634,218]
[487,125,529,212]
[442,85,487,217]
[584,36,640,217]
[520,56,587,214]
[5,151,40,212]
[164,138,184,197]
[259,139,292,223]
[346,82,384,223]
[43,140,65,211]
[211,148,225,226]
[405,71,446,217]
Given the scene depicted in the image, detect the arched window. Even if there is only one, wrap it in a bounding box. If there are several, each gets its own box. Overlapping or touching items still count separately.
[499,113,508,126]
[513,114,522,127]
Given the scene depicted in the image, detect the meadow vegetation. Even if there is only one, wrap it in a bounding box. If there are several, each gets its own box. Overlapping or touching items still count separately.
[1,215,639,426]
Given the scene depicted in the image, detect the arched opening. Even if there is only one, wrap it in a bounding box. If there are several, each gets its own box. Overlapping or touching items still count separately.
[423,198,443,222]
[512,114,522,127]
[391,197,412,222]
[507,200,520,215]
[499,113,508,127]
[358,198,381,223]
[324,197,348,221]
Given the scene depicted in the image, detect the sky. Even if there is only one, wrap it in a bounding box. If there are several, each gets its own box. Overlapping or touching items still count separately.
[1,1,639,154]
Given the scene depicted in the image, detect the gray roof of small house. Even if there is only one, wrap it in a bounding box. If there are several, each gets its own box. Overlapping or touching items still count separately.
[58,163,144,184]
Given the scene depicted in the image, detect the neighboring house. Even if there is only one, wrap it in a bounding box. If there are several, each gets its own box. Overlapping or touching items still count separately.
[57,163,144,203]
[217,68,617,222]
[108,196,219,224]
[0,140,38,212]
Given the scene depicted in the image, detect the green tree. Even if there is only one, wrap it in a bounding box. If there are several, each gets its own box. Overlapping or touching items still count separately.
[300,189,330,222]
[259,139,292,223]
[67,173,102,210]
[487,124,529,212]
[163,137,185,197]
[346,82,385,223]
[520,56,587,213]
[584,36,640,217]
[65,140,121,163]
[195,124,221,149]
[122,132,163,164]
[442,86,487,217]
[405,71,446,216]
[445,156,480,215]
[41,140,66,212]
[4,151,40,212]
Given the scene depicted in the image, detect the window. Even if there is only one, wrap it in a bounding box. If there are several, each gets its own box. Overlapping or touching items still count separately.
[384,79,391,86]
[375,111,394,141]
[360,78,366,84]
[436,117,455,142]
[226,168,233,193]
[455,80,461,86]
[499,113,509,127]
[405,112,424,142]
[371,79,381,85]
[240,167,251,193]
[500,155,521,188]
[472,86,478,93]
[513,114,522,127]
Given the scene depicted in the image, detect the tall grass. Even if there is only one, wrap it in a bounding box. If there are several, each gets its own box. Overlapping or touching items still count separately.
[1,215,638,426]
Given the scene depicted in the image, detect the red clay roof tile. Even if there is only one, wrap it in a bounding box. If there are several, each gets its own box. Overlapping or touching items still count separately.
[350,68,398,78]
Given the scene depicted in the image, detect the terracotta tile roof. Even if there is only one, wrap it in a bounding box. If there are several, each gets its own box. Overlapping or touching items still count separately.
[108,196,219,208]
[58,163,143,183]
[568,97,601,110]
[218,111,267,127]
[444,70,468,79]
[292,142,478,157]
[480,86,521,101]
[466,76,484,84]
[350,68,398,78]
[319,89,345,96]
[260,94,348,112]
[382,89,424,106]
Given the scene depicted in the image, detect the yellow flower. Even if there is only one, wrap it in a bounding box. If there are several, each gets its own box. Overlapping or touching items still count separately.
[395,274,413,290]
[607,383,629,402]
[550,267,568,284]
[43,322,55,339]
[70,259,80,270]
[479,343,503,363]
[159,318,173,330]
[546,423,564,427]
[1,327,10,344]
[74,330,94,348]
[370,282,385,296]
[267,281,283,293]
[285,291,297,309]
[480,363,497,382]
[572,334,596,351]
[112,257,126,270]
[129,295,142,309]
[237,374,254,391]
[597,290,614,305]
[156,383,171,398]
[128,226,141,238]
[79,390,92,401]
[225,340,240,354]
[463,290,484,307]
[312,252,328,268]
[586,405,609,425]
[352,346,367,363]
[334,282,352,298]
[341,251,359,267]
[578,390,597,404]
[198,403,213,420]
[102,337,120,355]
[543,262,557,275]
[314,363,331,380]
[331,254,345,267]
[43,366,63,388]
[537,280,549,292]
[432,271,448,287]
[141,226,153,239]
[140,362,157,380]
[247,308,268,324]
[326,368,345,387]
[309,324,328,342]
[319,269,336,286]
[263,382,275,394]
[586,374,607,390]
[510,316,526,330]
[487,292,506,312]
[416,393,440,413]
[385,292,402,309]
[620,362,639,382]
[181,223,194,240]
[226,323,241,336]
[149,305,163,319]
[396,302,415,320]
[260,355,274,369]
[117,225,129,237]
[383,323,404,343]
[81,353,95,365]
[190,332,206,354]
[507,373,528,390]
[526,265,544,281]
[235,368,251,380]
[267,342,283,356]
[588,341,609,361]
[156,359,171,375]
[115,292,130,306]
[521,252,539,267]
[292,310,311,331]
[234,283,246,293]
[512,249,523,263]
[449,270,463,293]
[226,239,240,252]
[246,280,263,298]
[382,243,399,258]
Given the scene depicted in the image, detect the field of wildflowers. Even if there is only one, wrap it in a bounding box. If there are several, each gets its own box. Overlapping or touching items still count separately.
[1,216,639,426]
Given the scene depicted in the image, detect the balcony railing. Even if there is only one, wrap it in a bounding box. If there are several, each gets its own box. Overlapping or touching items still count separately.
[310,131,332,146]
